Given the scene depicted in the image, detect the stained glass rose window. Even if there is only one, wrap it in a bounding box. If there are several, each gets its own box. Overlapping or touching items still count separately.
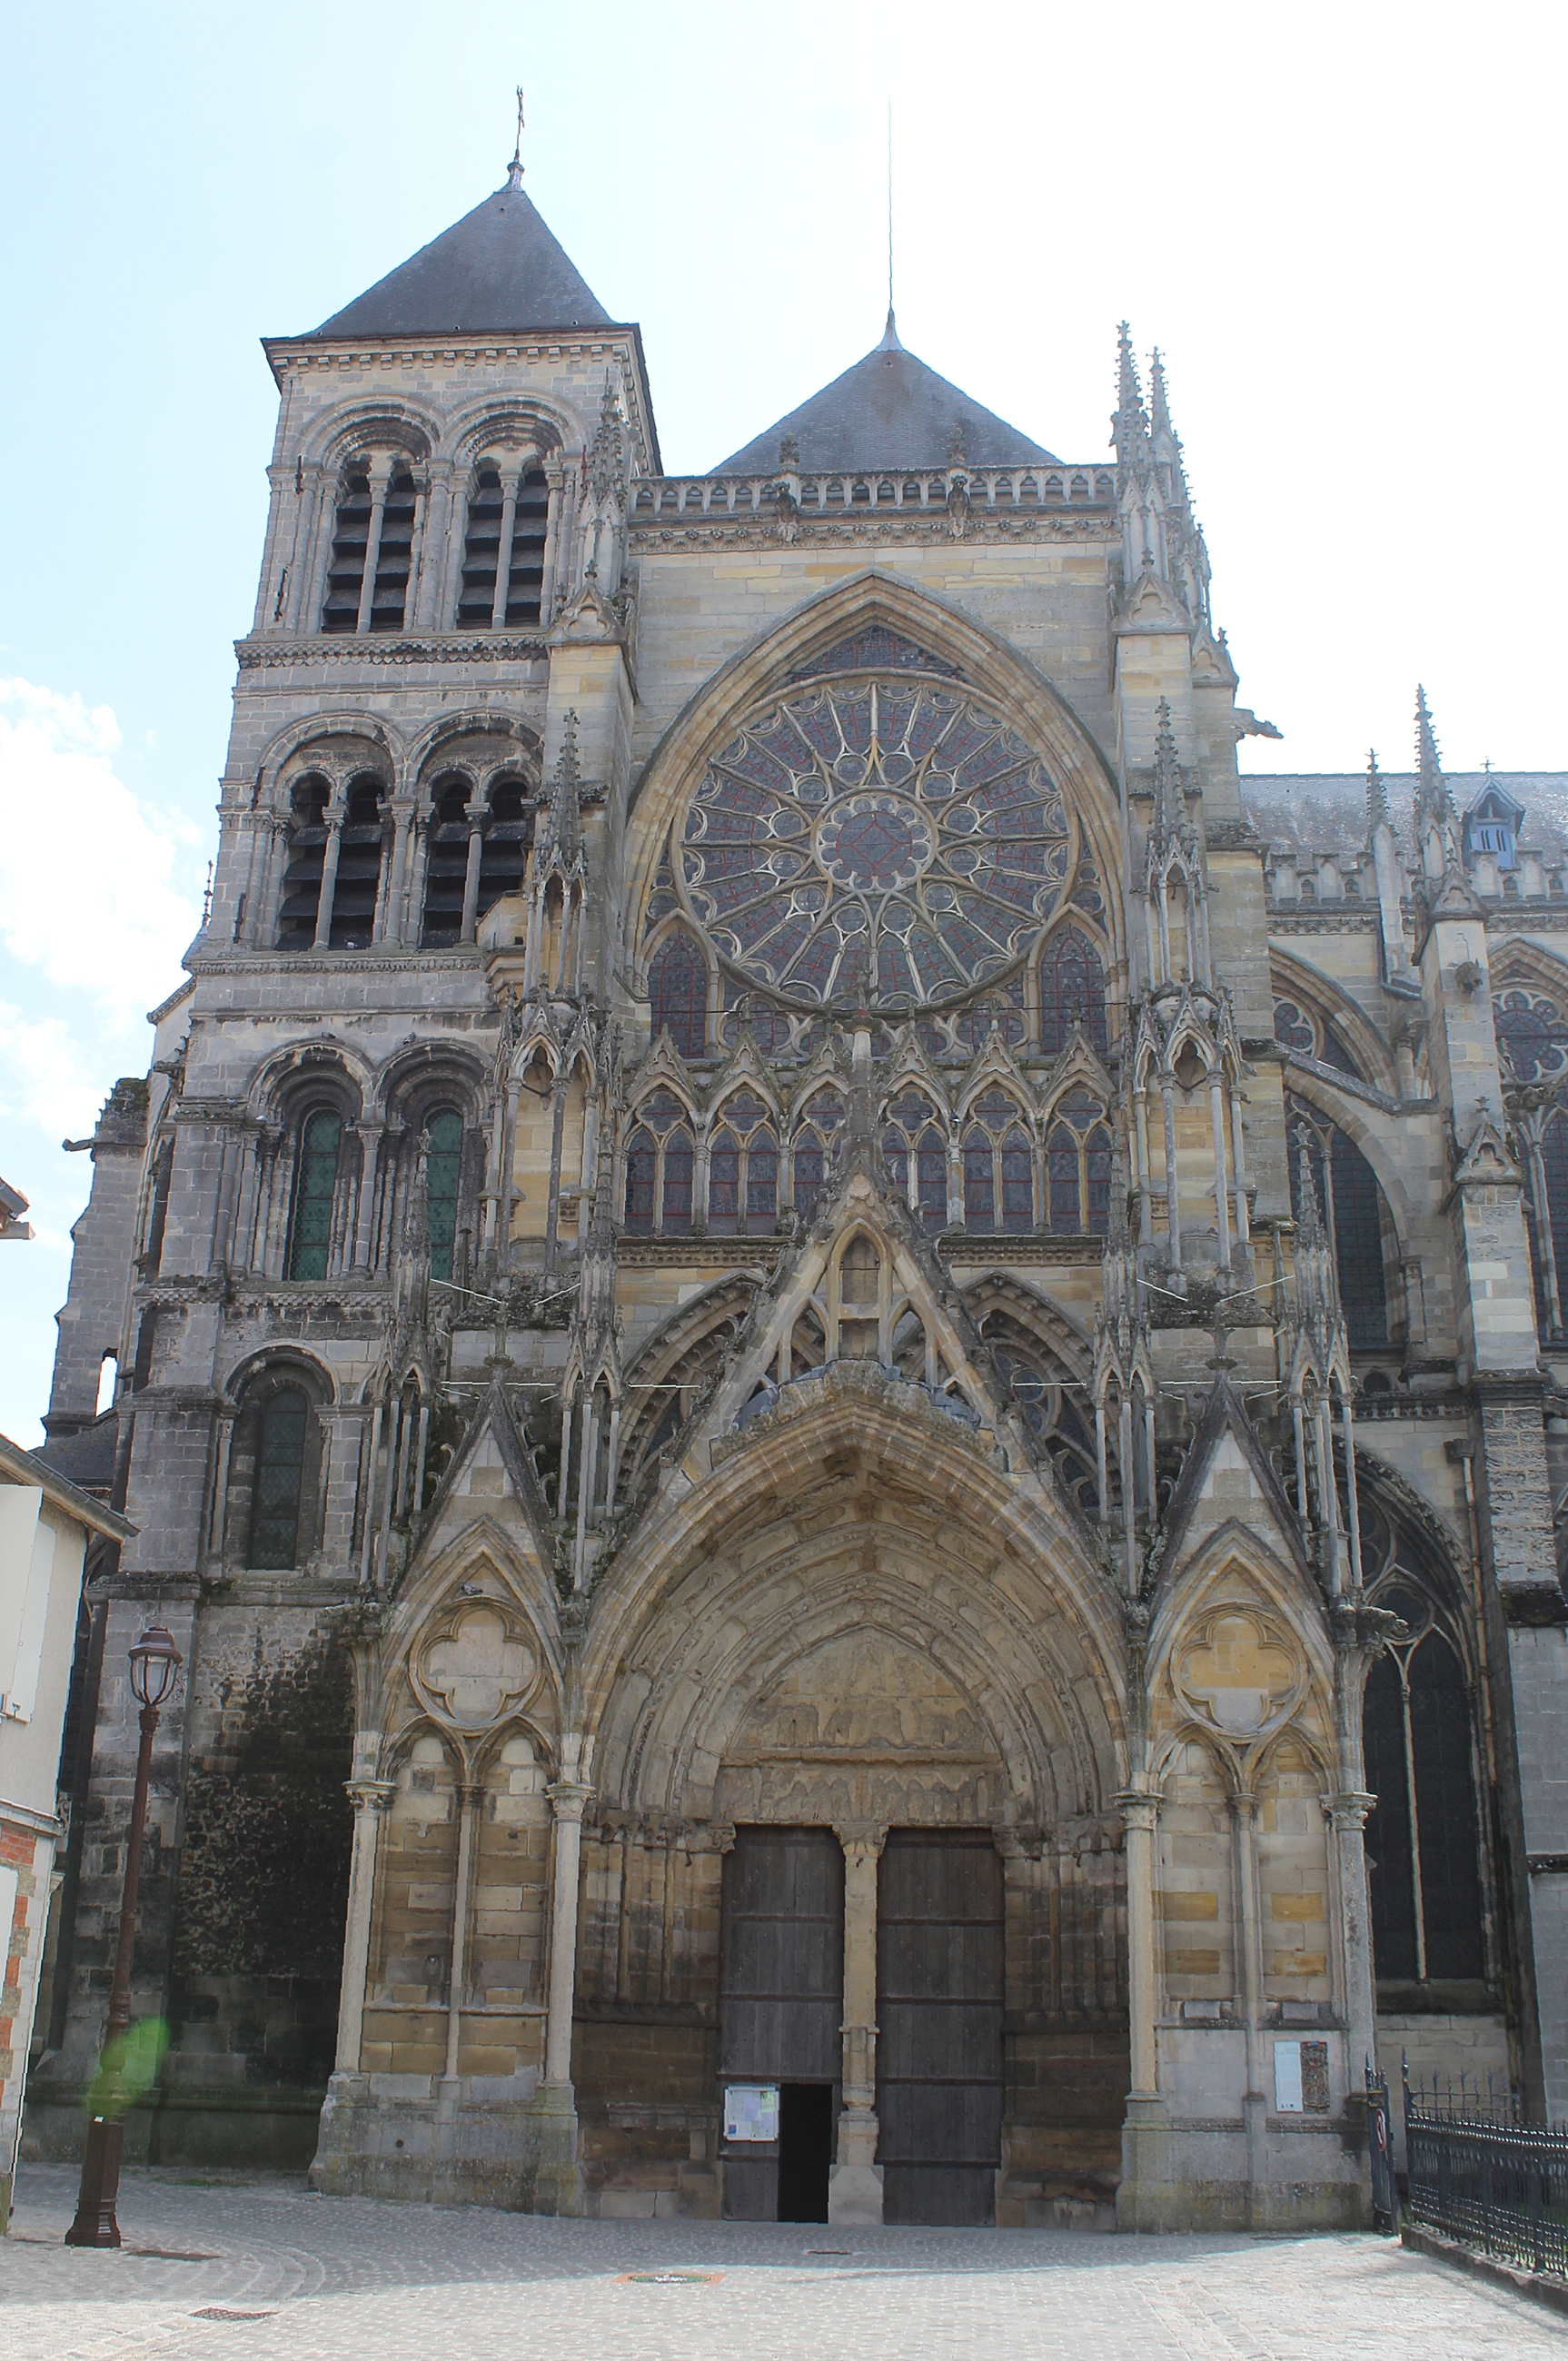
[677,671,1077,1013]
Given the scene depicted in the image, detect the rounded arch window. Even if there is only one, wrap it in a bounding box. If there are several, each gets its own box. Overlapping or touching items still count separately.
[248,1387,310,1568]
[671,658,1091,1036]
[423,1108,463,1283]
[287,1107,342,1280]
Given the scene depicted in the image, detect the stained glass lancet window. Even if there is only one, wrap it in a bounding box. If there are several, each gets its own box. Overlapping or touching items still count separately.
[424,1110,462,1283]
[649,930,708,1057]
[1285,1095,1388,1348]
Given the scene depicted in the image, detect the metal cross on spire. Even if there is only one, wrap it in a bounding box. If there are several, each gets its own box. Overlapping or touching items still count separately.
[506,87,525,190]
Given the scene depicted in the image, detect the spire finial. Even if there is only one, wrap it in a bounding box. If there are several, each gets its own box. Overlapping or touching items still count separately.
[888,99,894,319]
[1365,747,1389,833]
[505,86,525,191]
[1149,346,1172,439]
[1415,683,1442,788]
[1151,696,1183,848]
[1295,1141,1325,1250]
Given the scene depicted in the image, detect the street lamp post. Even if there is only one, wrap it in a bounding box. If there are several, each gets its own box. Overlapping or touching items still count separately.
[65,1622,183,2249]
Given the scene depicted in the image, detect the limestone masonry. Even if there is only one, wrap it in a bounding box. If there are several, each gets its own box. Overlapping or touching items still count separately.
[25,162,1568,2232]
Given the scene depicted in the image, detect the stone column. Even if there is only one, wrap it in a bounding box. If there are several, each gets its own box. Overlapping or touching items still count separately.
[459,818,486,943]
[413,462,452,630]
[489,466,523,630]
[830,1826,885,2224]
[1231,1789,1268,2215]
[1159,1076,1181,1265]
[1116,1784,1169,2231]
[1327,1791,1378,2089]
[331,1778,394,2078]
[313,810,344,950]
[382,806,413,946]
[543,1774,590,2089]
[442,1783,482,2092]
[353,461,392,634]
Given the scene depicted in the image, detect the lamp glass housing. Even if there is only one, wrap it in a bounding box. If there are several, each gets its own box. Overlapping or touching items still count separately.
[128,1623,182,1709]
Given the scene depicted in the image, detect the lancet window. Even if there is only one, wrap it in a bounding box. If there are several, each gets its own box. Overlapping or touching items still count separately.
[882,1092,948,1231]
[623,1092,694,1235]
[1494,987,1568,1338]
[1285,1095,1388,1348]
[248,1388,310,1568]
[1046,1089,1113,1235]
[648,930,709,1058]
[423,1109,463,1284]
[421,780,474,947]
[1038,928,1109,1056]
[327,778,386,948]
[708,1094,779,1235]
[791,1089,845,1219]
[961,1090,1034,1232]
[476,777,533,913]
[286,1108,342,1281]
[1360,1556,1486,1988]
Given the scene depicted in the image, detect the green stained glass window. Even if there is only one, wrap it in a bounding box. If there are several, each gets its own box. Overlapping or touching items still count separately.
[287,1109,341,1280]
[249,1389,308,1569]
[425,1109,463,1284]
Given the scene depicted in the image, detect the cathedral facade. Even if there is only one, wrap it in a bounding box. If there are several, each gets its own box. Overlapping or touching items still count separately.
[27,162,1568,2232]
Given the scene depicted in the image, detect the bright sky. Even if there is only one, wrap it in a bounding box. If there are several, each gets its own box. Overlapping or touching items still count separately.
[0,0,1560,1445]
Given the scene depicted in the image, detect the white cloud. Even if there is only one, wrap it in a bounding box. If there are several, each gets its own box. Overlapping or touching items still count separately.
[0,678,201,1026]
[0,1000,110,1143]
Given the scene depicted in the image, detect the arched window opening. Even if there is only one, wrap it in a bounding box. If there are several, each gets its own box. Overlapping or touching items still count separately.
[1524,1107,1568,1334]
[287,1108,342,1281]
[421,779,473,947]
[1038,928,1108,1056]
[649,930,708,1058]
[424,1109,463,1284]
[792,1091,845,1219]
[476,776,534,918]
[504,469,550,624]
[457,466,506,628]
[369,469,417,632]
[248,1387,309,1569]
[708,1095,778,1235]
[321,471,372,632]
[623,1093,694,1235]
[882,1093,947,1231]
[1363,1599,1485,1987]
[94,1353,117,1418]
[1046,1091,1113,1235]
[329,776,385,948]
[962,1091,1033,1233]
[277,775,330,950]
[1274,996,1359,1076]
[143,1140,174,1276]
[1285,1095,1389,1348]
[1495,988,1568,1084]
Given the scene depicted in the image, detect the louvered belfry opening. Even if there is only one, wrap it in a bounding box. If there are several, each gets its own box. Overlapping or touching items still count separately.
[329,776,386,947]
[456,467,506,627]
[368,469,417,630]
[321,470,372,631]
[475,776,534,918]
[718,1827,844,2222]
[456,464,551,628]
[877,1830,1005,2227]
[277,775,330,948]
[421,779,473,946]
[504,469,550,622]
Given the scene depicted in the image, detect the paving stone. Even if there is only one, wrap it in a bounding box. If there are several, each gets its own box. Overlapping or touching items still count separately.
[3,2164,1563,2361]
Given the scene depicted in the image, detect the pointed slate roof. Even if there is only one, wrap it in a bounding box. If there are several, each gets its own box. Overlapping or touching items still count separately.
[716,311,1060,474]
[311,184,612,338]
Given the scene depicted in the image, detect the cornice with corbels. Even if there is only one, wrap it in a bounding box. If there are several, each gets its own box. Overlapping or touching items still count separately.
[236,632,551,670]
[628,511,1117,554]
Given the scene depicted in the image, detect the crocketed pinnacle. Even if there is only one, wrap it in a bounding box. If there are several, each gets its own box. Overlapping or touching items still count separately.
[1415,684,1442,788]
[1365,748,1390,832]
[1150,697,1183,851]
[1149,347,1172,441]
[537,711,582,867]
[1295,1142,1325,1250]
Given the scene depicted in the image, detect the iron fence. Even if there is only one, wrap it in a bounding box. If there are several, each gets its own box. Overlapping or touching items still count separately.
[1404,2060,1568,2279]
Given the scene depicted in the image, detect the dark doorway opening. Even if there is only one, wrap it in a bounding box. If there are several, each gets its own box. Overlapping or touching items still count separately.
[777,2082,834,2222]
[719,1826,844,2221]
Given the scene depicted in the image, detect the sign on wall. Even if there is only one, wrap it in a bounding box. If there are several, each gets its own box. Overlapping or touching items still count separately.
[723,2084,780,2143]
[1274,2039,1330,2114]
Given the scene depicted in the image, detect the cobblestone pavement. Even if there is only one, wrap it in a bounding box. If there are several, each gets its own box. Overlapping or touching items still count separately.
[3,2163,1563,2361]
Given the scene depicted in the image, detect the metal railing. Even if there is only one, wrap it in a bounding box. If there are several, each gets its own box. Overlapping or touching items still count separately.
[1404,2059,1568,2279]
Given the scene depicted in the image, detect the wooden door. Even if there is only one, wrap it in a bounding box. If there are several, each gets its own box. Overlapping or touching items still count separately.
[719,1826,844,2219]
[877,1829,1005,2225]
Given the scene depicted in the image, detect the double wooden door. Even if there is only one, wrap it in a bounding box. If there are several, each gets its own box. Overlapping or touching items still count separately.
[877,1829,1006,2226]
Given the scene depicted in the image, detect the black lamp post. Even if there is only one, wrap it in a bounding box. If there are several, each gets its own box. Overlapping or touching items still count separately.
[65,1621,183,2249]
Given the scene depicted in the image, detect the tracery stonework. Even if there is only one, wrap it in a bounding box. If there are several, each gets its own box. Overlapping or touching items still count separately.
[32,166,1563,2245]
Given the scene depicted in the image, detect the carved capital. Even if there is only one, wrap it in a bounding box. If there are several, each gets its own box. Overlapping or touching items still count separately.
[546,1778,593,1825]
[346,1777,396,1815]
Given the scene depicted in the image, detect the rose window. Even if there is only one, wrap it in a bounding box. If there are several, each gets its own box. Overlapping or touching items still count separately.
[678,672,1076,1011]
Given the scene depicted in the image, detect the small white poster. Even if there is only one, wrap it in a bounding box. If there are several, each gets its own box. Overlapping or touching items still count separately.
[723,2083,779,2142]
[1274,2039,1304,2112]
